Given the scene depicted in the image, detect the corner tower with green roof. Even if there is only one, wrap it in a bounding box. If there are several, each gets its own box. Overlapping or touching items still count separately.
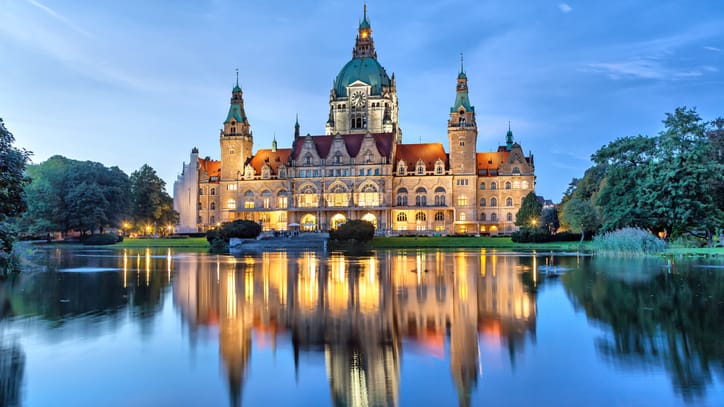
[449,55,479,227]
[326,5,400,140]
[220,74,253,182]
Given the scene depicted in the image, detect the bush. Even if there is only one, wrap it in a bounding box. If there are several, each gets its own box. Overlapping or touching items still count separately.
[329,220,375,243]
[81,233,123,245]
[511,227,552,243]
[220,220,261,240]
[593,227,667,256]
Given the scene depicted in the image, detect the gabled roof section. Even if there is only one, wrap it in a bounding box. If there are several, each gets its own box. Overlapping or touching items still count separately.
[248,148,292,174]
[476,150,509,175]
[198,157,221,179]
[395,143,448,171]
[291,132,395,160]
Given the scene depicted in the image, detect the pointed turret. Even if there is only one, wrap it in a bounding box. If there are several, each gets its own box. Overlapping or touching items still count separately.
[294,114,300,138]
[353,3,376,58]
[506,121,514,151]
[452,54,473,113]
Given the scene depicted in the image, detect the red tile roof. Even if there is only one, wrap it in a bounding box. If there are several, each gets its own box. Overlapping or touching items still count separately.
[248,148,292,174]
[394,143,448,171]
[198,157,221,178]
[476,151,509,175]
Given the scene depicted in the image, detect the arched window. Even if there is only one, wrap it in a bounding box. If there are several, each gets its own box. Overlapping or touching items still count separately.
[434,187,446,206]
[522,180,529,189]
[434,211,444,222]
[398,161,406,175]
[505,181,512,190]
[490,198,497,207]
[210,188,216,196]
[244,191,255,209]
[415,212,426,222]
[198,202,203,210]
[506,197,513,207]
[262,190,272,209]
[480,198,486,207]
[226,198,236,209]
[397,187,408,206]
[479,182,486,190]
[491,213,498,222]
[397,212,407,222]
[490,182,497,190]
[415,187,427,206]
[480,213,486,221]
[304,153,312,165]
[359,183,379,207]
[416,161,425,175]
[435,160,444,175]
[299,185,317,208]
[506,212,513,221]
[277,190,288,208]
[210,202,216,210]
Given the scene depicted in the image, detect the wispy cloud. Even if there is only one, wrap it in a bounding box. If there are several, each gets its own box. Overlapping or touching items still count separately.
[704,45,721,52]
[24,0,93,38]
[558,3,573,13]
[583,58,715,81]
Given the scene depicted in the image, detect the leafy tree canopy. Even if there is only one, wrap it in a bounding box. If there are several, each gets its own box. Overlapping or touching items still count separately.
[0,118,32,259]
[515,192,543,227]
[129,164,178,230]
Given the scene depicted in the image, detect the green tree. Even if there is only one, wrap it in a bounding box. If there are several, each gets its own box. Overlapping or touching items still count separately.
[22,156,131,235]
[329,220,375,242]
[129,164,178,233]
[540,207,560,234]
[0,118,32,271]
[561,197,599,244]
[515,192,543,227]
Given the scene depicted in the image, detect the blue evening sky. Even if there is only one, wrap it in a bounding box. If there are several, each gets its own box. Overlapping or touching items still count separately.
[1,0,722,201]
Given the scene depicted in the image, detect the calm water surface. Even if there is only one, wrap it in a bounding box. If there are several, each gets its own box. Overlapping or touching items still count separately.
[0,247,722,406]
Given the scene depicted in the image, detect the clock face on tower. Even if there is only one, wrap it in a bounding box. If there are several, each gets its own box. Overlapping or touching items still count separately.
[351,90,366,108]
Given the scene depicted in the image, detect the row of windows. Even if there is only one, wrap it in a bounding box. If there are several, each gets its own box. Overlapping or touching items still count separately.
[398,163,445,176]
[395,212,446,222]
[296,168,381,178]
[480,180,530,190]
[480,212,514,222]
[456,179,469,186]
[480,197,521,207]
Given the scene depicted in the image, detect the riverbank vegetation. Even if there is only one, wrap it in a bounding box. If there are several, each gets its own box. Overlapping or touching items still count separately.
[560,108,724,246]
[593,227,668,256]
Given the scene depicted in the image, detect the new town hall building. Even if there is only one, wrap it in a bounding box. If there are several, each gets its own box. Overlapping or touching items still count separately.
[173,8,535,235]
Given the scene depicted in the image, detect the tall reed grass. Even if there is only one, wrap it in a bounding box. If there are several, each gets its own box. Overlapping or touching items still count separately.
[593,227,667,256]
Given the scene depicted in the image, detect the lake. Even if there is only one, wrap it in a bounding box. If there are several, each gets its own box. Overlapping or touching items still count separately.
[0,247,722,406]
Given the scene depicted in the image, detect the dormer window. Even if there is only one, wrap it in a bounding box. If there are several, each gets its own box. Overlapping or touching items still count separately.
[334,152,342,165]
[365,151,373,163]
[261,165,271,179]
[435,160,444,175]
[416,160,425,175]
[398,161,406,176]
[304,153,312,166]
[279,166,287,179]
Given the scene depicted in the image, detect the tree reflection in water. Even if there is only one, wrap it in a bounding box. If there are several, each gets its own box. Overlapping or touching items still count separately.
[563,257,724,402]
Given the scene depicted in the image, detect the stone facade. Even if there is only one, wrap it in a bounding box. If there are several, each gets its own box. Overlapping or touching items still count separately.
[173,7,535,235]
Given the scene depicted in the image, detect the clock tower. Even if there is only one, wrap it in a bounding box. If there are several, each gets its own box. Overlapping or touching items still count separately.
[326,5,400,138]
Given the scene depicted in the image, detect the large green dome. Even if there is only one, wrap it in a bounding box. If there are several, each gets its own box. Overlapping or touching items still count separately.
[334,57,391,97]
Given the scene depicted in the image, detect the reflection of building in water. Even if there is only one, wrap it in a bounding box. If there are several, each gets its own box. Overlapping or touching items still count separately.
[173,250,536,407]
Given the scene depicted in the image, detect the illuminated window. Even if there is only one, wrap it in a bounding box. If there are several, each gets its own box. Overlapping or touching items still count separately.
[434,211,444,222]
[244,191,254,209]
[277,190,288,208]
[415,211,426,222]
[327,184,348,207]
[227,184,237,191]
[227,198,236,209]
[397,212,407,222]
[298,185,318,208]
[522,180,529,189]
[513,181,520,189]
[456,195,467,206]
[459,212,466,221]
[358,184,379,207]
[262,190,272,209]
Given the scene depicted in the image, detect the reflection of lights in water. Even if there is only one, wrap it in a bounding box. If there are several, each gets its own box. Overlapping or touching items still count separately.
[245,268,254,304]
[227,271,237,318]
[491,251,497,277]
[298,253,319,311]
[216,258,220,282]
[145,248,151,286]
[123,250,128,289]
[167,248,172,282]
[416,252,423,285]
[480,249,487,277]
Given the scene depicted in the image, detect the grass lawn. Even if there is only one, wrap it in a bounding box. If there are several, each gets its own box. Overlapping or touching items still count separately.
[664,247,724,256]
[371,236,590,251]
[113,237,209,248]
